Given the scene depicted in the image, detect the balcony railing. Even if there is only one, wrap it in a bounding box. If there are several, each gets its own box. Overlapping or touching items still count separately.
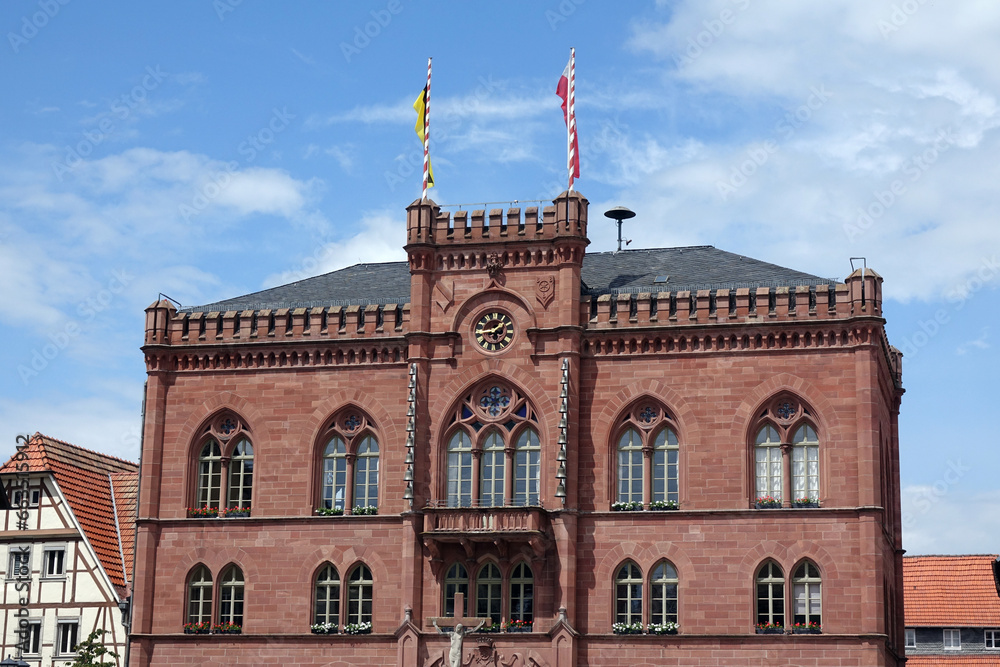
[422,504,549,537]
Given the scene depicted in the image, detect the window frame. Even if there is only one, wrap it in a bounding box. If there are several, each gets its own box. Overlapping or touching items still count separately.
[218,564,245,627]
[353,434,380,509]
[187,564,213,625]
[22,619,41,656]
[321,436,348,511]
[755,561,785,627]
[446,429,474,508]
[479,430,506,508]
[943,628,961,650]
[476,562,503,625]
[443,562,469,618]
[985,629,999,649]
[509,561,534,624]
[791,560,822,626]
[513,427,541,506]
[614,561,643,625]
[649,560,679,626]
[904,628,916,649]
[6,545,30,581]
[313,563,341,628]
[227,438,254,509]
[346,564,374,626]
[42,545,66,579]
[56,619,79,657]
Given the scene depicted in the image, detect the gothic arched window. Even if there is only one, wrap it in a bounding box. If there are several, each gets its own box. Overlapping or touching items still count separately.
[219,565,244,628]
[615,562,643,625]
[756,561,784,627]
[186,565,212,626]
[444,382,540,507]
[192,413,255,513]
[752,397,821,507]
[317,410,380,514]
[650,560,679,626]
[613,403,680,508]
[314,564,340,628]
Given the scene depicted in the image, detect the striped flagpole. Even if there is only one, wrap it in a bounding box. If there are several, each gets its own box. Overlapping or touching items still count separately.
[568,47,576,191]
[422,57,432,201]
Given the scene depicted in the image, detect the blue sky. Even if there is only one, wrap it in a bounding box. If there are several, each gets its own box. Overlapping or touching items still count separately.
[1,1,997,554]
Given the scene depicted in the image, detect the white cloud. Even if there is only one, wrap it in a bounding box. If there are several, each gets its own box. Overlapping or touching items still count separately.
[956,327,990,355]
[902,485,1000,555]
[263,211,407,288]
[614,0,1000,300]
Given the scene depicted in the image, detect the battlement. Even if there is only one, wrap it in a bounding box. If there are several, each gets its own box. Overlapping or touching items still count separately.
[406,190,588,246]
[144,300,409,346]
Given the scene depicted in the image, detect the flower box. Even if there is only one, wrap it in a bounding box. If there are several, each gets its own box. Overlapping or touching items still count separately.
[611,501,643,512]
[755,625,784,634]
[478,623,501,633]
[647,622,679,635]
[612,622,644,635]
[792,500,820,508]
[343,621,372,635]
[793,627,822,634]
[311,623,338,634]
[223,509,250,518]
[648,501,679,511]
[505,620,532,633]
[315,507,344,516]
[351,505,378,516]
[187,507,219,518]
[212,623,242,634]
[755,497,782,509]
[184,622,211,634]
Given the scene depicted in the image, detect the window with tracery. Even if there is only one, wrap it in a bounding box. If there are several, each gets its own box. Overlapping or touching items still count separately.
[193,413,254,512]
[614,403,680,507]
[753,397,821,506]
[444,382,540,507]
[318,410,380,512]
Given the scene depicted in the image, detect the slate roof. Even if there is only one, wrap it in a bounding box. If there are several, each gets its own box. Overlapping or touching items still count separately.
[1,434,139,593]
[189,246,835,313]
[904,555,1000,626]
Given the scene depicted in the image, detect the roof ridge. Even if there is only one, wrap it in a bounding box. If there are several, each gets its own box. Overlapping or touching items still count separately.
[904,554,1000,559]
[31,433,138,468]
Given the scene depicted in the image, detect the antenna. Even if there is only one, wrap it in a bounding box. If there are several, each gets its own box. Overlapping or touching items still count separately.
[604,206,635,253]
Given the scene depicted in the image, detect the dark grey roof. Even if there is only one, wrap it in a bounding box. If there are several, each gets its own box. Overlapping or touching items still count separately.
[187,246,835,312]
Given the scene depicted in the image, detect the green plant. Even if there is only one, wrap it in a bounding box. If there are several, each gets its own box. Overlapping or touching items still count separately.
[187,506,219,518]
[69,629,119,666]
[212,621,241,634]
[352,505,378,515]
[311,622,338,634]
[315,507,344,516]
[612,621,643,635]
[611,500,643,511]
[755,496,782,508]
[647,621,678,634]
[648,500,678,510]
[343,621,372,634]
[183,621,211,634]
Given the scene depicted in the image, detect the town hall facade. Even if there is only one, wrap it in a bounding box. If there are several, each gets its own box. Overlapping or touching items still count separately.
[129,191,906,665]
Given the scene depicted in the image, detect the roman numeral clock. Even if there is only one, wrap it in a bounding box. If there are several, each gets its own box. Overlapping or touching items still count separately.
[474,311,514,352]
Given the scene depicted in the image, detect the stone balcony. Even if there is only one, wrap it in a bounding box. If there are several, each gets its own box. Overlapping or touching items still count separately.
[421,504,552,563]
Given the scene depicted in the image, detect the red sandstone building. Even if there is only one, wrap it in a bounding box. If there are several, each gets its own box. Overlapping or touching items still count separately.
[130,192,906,666]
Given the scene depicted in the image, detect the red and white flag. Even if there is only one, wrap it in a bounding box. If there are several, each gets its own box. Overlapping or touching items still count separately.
[556,48,580,190]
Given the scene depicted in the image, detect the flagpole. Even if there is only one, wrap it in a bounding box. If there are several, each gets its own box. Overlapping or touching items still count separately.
[568,47,575,192]
[422,57,432,202]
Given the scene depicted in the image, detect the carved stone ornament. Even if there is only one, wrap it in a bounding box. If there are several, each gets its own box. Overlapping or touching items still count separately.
[485,253,506,287]
[535,275,555,309]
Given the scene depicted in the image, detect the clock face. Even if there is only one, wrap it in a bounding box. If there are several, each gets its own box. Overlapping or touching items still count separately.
[474,311,514,352]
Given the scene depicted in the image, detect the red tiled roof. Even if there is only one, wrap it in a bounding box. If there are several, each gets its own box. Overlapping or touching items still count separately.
[1,433,138,592]
[906,657,1000,666]
[904,555,1000,626]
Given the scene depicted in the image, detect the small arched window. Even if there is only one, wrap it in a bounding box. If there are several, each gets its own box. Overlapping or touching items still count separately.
[314,564,340,627]
[754,425,782,502]
[317,410,380,513]
[219,565,244,627]
[197,441,222,509]
[228,439,254,509]
[476,563,502,624]
[652,427,679,504]
[509,562,534,623]
[353,435,379,509]
[614,403,680,508]
[187,565,213,625]
[650,560,678,626]
[756,561,784,627]
[792,425,820,502]
[615,562,643,625]
[444,563,469,617]
[793,561,822,626]
[321,437,347,511]
[617,429,643,504]
[480,431,505,507]
[514,428,541,506]
[447,431,473,507]
[347,564,373,625]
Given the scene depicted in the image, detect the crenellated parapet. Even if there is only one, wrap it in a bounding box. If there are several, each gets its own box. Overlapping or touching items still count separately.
[144,301,410,347]
[405,190,588,247]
